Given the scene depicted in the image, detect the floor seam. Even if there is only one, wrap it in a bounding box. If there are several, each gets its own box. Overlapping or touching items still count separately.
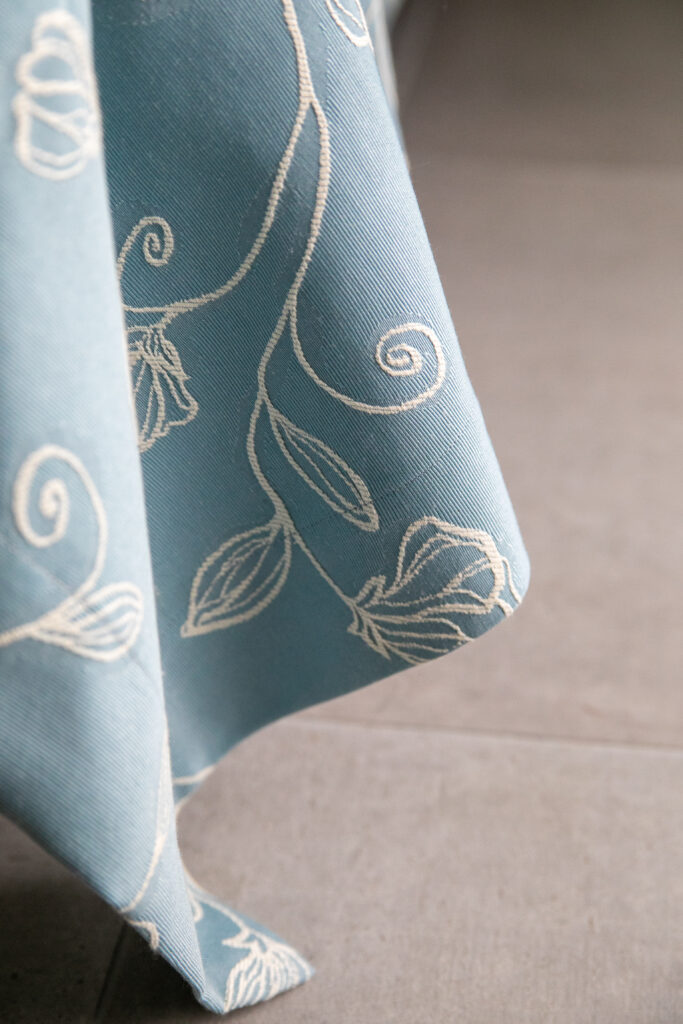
[92,922,129,1023]
[290,713,683,757]
[402,148,683,178]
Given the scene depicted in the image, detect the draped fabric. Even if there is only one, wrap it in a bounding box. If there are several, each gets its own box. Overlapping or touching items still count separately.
[0,0,529,1014]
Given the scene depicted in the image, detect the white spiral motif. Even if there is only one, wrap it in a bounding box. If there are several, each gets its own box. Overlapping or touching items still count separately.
[291,316,446,414]
[117,216,175,281]
[373,324,445,401]
[16,473,70,549]
[143,221,174,267]
[0,445,143,662]
[12,446,101,574]
[376,340,423,376]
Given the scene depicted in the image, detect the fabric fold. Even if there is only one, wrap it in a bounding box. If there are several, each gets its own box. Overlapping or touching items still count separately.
[0,0,528,1014]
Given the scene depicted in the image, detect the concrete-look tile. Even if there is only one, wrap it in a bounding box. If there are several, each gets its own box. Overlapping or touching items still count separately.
[0,814,122,1023]
[304,158,683,747]
[104,718,683,1022]
[401,0,683,166]
[94,928,210,1023]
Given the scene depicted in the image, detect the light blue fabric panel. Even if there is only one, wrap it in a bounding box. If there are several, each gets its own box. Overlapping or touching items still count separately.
[0,0,529,1014]
[364,0,400,112]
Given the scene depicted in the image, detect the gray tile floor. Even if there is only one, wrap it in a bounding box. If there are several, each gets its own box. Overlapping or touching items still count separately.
[3,0,682,1020]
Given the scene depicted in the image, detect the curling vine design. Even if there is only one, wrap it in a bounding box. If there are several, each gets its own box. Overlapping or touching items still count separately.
[0,445,143,661]
[116,0,521,663]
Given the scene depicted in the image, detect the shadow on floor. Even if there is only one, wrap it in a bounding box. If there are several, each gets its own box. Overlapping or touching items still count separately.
[0,874,116,1024]
[94,928,210,1024]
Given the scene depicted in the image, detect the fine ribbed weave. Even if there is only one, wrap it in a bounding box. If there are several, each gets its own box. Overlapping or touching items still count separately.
[0,0,529,1013]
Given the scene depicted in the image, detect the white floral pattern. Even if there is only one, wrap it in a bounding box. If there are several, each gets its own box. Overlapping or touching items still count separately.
[326,0,373,47]
[128,326,198,453]
[188,883,313,1013]
[222,924,312,1012]
[0,446,143,662]
[180,0,521,651]
[13,9,100,180]
[1,0,527,1019]
[349,518,521,664]
[182,520,292,636]
[114,0,484,660]
[116,218,201,452]
[268,409,379,531]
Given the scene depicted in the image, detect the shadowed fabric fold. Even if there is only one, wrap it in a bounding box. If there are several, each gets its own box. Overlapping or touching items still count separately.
[0,0,528,1014]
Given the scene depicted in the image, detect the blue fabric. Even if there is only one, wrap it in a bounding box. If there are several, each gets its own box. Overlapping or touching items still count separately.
[0,0,529,1014]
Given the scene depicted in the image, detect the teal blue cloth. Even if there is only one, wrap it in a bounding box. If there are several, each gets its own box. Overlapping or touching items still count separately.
[0,0,529,1014]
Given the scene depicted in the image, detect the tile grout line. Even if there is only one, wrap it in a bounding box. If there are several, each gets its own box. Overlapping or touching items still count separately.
[402,146,683,179]
[290,712,683,758]
[92,921,130,1023]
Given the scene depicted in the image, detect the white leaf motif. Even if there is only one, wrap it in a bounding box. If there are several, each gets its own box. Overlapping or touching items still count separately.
[128,326,198,453]
[182,520,291,637]
[269,410,379,531]
[349,611,470,665]
[31,583,143,662]
[349,517,519,664]
[186,884,313,1013]
[223,924,313,1012]
[325,0,372,47]
[382,518,507,614]
[13,10,100,180]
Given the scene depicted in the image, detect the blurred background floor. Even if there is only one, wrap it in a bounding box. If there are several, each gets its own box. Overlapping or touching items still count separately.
[2,0,682,1020]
